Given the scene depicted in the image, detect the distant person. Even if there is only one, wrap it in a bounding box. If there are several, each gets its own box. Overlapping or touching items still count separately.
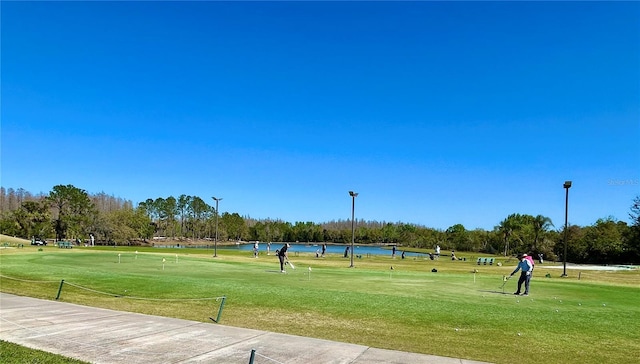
[510,254,533,296]
[254,241,259,258]
[267,242,271,255]
[278,243,290,273]
[451,250,456,260]
[344,246,350,258]
[401,251,406,259]
[538,253,544,264]
[315,249,320,258]
[90,234,95,246]
[321,243,327,257]
[435,245,440,258]
[392,245,396,258]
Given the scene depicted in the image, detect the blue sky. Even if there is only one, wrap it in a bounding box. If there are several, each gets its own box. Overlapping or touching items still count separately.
[2,1,639,230]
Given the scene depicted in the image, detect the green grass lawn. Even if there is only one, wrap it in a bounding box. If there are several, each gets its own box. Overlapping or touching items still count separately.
[0,340,89,364]
[1,243,639,364]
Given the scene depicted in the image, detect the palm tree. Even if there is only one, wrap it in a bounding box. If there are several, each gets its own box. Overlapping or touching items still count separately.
[497,213,532,256]
[531,215,554,253]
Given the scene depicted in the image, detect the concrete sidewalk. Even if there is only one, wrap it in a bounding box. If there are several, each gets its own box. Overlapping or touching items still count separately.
[0,293,489,364]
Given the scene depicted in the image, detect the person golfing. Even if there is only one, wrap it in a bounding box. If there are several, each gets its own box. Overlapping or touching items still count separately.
[278,243,291,273]
[510,253,533,296]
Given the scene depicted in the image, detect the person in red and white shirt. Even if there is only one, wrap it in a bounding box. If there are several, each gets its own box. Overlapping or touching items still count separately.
[510,254,533,296]
[523,253,535,271]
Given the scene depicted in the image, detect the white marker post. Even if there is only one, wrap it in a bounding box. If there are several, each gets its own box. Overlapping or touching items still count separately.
[308,266,312,281]
[118,253,121,264]
[162,258,166,270]
[135,251,138,260]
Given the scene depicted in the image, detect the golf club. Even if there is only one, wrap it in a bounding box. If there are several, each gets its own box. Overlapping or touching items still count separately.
[287,259,295,269]
[500,275,510,293]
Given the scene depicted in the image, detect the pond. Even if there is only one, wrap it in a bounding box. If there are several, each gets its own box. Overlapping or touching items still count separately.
[222,243,432,258]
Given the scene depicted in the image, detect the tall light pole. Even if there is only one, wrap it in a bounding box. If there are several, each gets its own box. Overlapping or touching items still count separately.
[562,181,572,277]
[212,197,222,257]
[349,191,358,268]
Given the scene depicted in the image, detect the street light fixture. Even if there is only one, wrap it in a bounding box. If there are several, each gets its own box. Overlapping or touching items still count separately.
[212,197,223,257]
[562,181,572,277]
[349,191,358,268]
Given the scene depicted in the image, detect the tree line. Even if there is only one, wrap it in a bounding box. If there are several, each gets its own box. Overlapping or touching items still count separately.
[1,185,638,264]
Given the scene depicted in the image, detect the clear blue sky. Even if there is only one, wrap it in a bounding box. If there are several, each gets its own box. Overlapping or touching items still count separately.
[2,1,639,230]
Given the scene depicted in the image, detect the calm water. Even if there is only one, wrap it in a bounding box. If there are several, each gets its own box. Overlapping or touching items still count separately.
[223,243,429,258]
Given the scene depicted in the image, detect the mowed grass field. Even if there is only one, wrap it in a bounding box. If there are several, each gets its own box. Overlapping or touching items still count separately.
[1,240,639,364]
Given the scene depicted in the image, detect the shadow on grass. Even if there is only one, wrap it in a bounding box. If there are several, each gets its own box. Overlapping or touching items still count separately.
[479,289,513,295]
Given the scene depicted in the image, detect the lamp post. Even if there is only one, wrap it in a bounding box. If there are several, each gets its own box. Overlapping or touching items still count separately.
[212,197,223,257]
[349,191,358,268]
[562,181,572,277]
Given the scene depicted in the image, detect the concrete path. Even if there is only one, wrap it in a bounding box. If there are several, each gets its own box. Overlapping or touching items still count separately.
[0,293,489,364]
